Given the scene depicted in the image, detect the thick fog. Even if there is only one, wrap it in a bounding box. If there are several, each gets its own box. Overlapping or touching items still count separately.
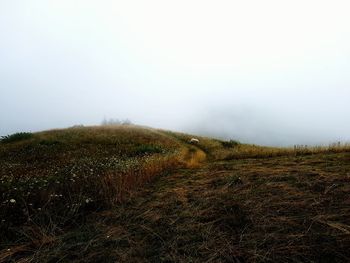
[1,0,350,146]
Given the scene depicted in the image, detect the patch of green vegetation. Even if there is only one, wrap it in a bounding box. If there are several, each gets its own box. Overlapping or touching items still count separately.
[220,139,239,148]
[0,132,33,143]
[134,144,165,155]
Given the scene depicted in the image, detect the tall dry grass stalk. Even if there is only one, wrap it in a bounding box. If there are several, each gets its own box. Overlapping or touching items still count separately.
[223,143,350,160]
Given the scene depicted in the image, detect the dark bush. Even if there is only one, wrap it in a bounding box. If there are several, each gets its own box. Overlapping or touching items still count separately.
[1,132,33,143]
[221,140,239,148]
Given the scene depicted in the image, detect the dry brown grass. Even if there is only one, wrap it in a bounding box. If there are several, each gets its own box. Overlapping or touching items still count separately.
[12,152,349,262]
[223,143,350,160]
[0,126,189,250]
[1,126,350,262]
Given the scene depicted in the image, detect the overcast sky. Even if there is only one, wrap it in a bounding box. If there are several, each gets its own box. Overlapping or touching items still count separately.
[1,0,350,146]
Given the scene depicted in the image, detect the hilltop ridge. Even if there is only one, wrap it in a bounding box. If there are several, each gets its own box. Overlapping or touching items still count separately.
[1,125,350,262]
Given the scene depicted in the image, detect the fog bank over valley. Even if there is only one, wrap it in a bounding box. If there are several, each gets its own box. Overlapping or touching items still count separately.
[1,0,350,146]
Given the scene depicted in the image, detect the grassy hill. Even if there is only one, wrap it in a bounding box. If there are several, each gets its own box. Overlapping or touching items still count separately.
[1,125,350,262]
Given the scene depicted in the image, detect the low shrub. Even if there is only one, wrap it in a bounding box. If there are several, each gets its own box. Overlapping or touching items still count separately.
[1,132,33,143]
[221,140,239,148]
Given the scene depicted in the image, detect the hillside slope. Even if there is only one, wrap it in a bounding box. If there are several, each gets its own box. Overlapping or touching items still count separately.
[0,125,207,250]
[1,126,350,262]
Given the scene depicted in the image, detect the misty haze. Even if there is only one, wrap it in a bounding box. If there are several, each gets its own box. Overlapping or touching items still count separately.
[1,1,350,262]
[1,1,350,146]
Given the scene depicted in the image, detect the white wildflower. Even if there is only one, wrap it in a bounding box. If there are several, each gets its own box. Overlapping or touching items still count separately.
[9,199,16,203]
